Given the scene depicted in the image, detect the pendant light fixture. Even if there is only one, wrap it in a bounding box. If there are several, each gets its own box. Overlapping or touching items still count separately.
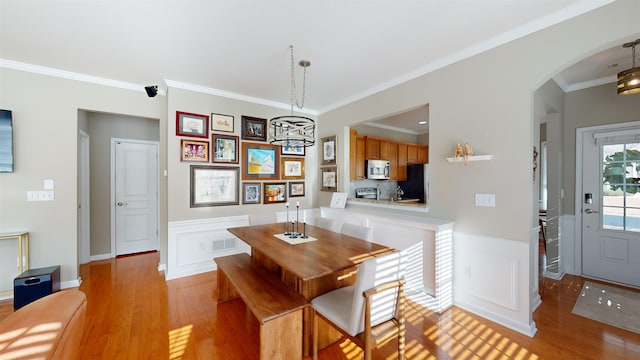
[270,45,315,148]
[617,39,640,96]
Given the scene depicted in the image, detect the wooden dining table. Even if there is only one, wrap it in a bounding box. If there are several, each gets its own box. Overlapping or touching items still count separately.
[227,222,395,357]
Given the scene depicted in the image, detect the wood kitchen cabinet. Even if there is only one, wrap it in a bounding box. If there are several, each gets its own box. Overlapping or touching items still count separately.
[418,144,429,164]
[407,143,429,164]
[387,142,398,180]
[366,136,394,161]
[365,136,380,159]
[350,129,366,180]
[397,143,407,181]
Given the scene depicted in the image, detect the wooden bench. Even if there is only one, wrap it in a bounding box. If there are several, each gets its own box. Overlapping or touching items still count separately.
[214,253,309,360]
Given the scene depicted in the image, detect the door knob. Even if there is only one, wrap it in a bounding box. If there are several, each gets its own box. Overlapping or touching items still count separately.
[584,208,599,214]
[117,202,128,206]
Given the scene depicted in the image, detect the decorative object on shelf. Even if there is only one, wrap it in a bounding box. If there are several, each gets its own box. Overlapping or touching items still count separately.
[241,116,267,142]
[242,182,261,204]
[269,45,315,148]
[463,143,473,165]
[211,113,234,133]
[321,135,337,165]
[454,143,463,161]
[176,111,209,138]
[321,166,338,192]
[212,134,239,164]
[180,139,209,162]
[617,39,640,96]
[190,165,239,207]
[241,142,279,180]
[452,143,474,164]
[533,146,539,182]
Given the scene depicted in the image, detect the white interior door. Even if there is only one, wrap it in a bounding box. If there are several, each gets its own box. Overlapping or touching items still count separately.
[112,139,159,256]
[581,128,640,287]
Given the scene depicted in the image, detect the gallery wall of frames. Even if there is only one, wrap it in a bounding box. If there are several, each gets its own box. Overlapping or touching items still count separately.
[176,111,308,208]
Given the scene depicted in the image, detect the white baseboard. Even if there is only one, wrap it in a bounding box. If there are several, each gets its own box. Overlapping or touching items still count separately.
[89,253,113,262]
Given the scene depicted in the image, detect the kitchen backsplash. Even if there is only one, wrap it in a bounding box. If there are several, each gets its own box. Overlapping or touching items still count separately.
[349,179,398,200]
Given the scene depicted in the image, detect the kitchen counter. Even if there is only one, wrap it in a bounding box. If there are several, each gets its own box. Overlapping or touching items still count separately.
[348,197,427,212]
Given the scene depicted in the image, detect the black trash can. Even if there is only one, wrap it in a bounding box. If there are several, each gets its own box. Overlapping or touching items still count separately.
[13,265,60,310]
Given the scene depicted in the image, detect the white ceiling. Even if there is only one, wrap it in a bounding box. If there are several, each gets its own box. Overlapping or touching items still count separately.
[0,0,632,133]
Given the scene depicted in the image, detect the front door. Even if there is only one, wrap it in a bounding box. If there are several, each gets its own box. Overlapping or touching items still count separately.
[113,139,159,256]
[581,128,640,287]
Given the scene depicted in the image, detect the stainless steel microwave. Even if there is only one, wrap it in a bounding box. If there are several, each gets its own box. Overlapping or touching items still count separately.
[367,159,390,179]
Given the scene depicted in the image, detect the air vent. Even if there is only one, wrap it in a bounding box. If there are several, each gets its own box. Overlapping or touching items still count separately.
[213,238,237,251]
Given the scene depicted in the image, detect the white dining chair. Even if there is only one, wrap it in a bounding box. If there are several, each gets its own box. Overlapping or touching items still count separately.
[311,251,407,360]
[341,223,373,242]
[309,217,336,232]
[248,213,276,225]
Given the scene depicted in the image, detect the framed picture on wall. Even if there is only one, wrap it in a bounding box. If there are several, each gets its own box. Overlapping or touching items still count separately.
[180,139,210,162]
[281,157,304,180]
[281,142,306,156]
[241,116,267,142]
[176,111,209,138]
[212,134,239,164]
[264,182,286,204]
[211,113,234,133]
[242,182,261,204]
[321,135,337,165]
[242,142,279,180]
[289,181,305,197]
[190,165,239,207]
[321,166,338,192]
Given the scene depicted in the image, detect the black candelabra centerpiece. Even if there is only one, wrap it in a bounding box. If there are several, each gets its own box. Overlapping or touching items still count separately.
[286,201,308,239]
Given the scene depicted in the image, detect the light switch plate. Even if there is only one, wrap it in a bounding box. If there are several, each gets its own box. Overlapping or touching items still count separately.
[475,193,496,207]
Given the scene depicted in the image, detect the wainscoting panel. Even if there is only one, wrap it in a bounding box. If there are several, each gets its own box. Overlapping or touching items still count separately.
[167,216,251,280]
[454,232,536,337]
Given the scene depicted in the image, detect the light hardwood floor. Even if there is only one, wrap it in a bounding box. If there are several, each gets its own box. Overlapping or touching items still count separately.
[1,251,639,359]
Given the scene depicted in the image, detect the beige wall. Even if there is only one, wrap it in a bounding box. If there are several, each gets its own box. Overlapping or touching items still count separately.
[0,69,166,284]
[166,87,319,222]
[317,1,640,243]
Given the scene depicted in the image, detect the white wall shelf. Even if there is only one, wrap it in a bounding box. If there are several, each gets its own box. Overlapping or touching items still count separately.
[446,155,493,163]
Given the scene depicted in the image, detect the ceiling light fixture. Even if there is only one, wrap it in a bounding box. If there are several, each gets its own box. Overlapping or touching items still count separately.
[270,45,315,148]
[617,39,640,96]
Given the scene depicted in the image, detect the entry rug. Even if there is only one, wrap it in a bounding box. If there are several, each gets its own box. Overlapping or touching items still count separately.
[572,281,640,334]
[274,233,317,245]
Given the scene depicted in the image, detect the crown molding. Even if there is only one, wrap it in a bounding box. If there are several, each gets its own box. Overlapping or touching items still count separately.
[0,59,166,96]
[164,79,318,117]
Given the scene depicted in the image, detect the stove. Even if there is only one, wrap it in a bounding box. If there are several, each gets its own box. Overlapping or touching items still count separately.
[355,187,378,200]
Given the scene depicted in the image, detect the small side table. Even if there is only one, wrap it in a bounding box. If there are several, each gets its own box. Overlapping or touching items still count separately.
[0,231,30,274]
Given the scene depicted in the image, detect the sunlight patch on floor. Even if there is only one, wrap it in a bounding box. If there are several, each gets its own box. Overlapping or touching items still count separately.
[168,324,192,359]
[419,307,540,360]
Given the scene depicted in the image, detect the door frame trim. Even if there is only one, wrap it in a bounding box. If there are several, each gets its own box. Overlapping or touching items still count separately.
[78,129,90,264]
[110,138,160,257]
[574,120,640,277]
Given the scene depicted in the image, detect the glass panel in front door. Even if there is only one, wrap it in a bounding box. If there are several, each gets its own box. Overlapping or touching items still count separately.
[602,142,640,232]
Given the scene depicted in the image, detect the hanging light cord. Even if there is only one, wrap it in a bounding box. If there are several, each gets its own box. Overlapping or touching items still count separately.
[289,45,309,113]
